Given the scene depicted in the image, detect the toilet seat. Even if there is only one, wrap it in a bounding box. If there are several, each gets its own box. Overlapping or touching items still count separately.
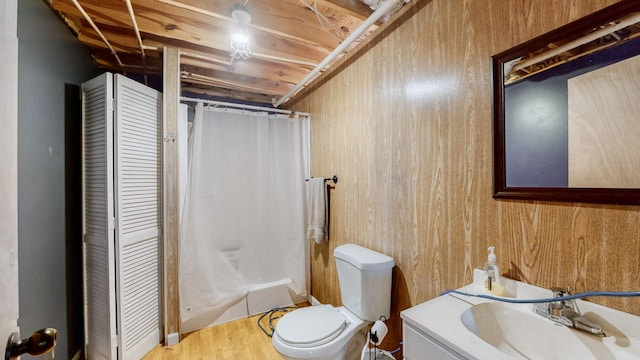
[275,305,347,348]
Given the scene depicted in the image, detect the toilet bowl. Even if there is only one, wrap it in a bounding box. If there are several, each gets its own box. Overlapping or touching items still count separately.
[271,244,394,360]
[272,305,366,360]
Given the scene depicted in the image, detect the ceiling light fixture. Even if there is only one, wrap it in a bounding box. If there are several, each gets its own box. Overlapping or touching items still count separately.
[230,3,252,59]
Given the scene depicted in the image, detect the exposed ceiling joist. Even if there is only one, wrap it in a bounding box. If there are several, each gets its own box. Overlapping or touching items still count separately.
[46,0,407,104]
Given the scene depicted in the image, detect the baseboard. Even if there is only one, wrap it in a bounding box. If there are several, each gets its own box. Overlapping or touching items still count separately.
[308,294,321,306]
[70,348,83,360]
[167,332,180,346]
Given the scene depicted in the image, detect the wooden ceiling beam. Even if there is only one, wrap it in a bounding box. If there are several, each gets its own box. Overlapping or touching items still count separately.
[53,0,332,67]
[180,71,289,97]
[141,30,328,68]
[90,48,162,68]
[154,0,348,49]
[182,64,294,91]
[181,84,273,103]
[315,0,375,21]
[180,55,309,85]
[52,0,350,50]
[50,0,135,27]
[77,25,144,54]
[46,0,397,103]
[181,63,296,92]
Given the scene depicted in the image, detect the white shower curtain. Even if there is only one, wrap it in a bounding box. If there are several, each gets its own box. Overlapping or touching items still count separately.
[179,103,310,333]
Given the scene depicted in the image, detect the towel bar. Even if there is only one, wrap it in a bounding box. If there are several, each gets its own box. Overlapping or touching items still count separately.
[306,175,338,184]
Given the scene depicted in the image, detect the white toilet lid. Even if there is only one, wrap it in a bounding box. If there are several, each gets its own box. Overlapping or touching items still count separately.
[275,305,347,348]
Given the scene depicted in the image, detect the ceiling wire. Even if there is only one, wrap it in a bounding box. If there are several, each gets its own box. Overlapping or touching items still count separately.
[299,0,346,41]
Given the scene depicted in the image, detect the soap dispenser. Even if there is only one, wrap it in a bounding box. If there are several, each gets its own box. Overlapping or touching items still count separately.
[484,246,503,295]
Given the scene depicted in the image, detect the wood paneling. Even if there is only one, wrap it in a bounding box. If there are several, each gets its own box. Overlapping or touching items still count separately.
[293,0,639,357]
[568,55,640,188]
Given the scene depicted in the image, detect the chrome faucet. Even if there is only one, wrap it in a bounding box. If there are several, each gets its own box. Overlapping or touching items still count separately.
[533,287,605,336]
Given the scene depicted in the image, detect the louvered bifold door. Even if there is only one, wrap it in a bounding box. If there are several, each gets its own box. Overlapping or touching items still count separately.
[113,74,162,360]
[83,73,118,360]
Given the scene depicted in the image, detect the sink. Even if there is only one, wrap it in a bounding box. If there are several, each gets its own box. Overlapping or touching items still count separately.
[402,270,640,360]
[460,299,640,359]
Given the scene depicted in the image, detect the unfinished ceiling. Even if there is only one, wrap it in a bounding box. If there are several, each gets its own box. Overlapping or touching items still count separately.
[46,0,407,105]
[504,11,640,85]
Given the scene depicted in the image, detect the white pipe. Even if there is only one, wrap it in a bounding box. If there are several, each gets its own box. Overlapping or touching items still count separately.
[71,0,124,67]
[181,51,233,66]
[124,0,146,59]
[512,12,640,73]
[124,0,147,83]
[180,96,310,116]
[180,51,317,70]
[181,71,281,94]
[272,0,404,107]
[251,52,319,68]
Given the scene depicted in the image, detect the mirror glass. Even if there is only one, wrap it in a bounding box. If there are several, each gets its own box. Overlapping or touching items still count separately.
[492,2,640,204]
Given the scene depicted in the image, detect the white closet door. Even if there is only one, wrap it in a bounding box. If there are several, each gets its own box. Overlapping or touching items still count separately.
[83,73,118,360]
[84,73,162,360]
[113,74,162,360]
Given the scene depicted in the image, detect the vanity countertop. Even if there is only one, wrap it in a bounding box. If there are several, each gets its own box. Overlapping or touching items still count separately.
[401,282,513,360]
[401,270,640,360]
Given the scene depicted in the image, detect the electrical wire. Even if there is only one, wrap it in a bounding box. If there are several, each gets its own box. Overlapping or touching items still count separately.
[389,342,402,354]
[299,0,346,41]
[441,289,640,304]
[257,306,298,337]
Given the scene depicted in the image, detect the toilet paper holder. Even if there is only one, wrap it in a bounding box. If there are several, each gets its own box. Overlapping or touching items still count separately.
[362,318,395,359]
[368,319,388,346]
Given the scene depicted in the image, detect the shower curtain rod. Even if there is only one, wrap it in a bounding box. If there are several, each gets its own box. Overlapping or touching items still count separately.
[180,96,310,117]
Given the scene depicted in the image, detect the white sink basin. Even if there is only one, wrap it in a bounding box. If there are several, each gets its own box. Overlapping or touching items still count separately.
[401,269,640,360]
[461,301,640,359]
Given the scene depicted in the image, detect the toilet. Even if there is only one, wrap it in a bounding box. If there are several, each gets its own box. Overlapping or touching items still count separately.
[272,244,394,360]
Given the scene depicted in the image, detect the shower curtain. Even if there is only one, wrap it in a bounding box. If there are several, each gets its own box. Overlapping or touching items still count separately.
[179,103,310,333]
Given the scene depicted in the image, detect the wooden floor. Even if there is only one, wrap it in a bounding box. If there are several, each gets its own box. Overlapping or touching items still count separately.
[142,306,303,360]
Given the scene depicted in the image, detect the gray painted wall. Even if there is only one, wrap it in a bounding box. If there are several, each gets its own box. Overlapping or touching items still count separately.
[17,1,99,358]
[0,0,20,348]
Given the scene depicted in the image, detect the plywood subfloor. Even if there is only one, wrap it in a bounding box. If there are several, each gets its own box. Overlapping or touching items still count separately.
[142,305,306,360]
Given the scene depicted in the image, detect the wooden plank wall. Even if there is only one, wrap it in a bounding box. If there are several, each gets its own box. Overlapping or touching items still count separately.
[291,0,639,355]
[567,55,640,188]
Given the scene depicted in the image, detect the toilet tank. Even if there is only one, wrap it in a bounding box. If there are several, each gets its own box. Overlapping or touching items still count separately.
[333,244,394,321]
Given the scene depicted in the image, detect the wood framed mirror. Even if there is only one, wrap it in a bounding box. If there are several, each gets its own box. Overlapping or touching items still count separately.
[492,1,640,205]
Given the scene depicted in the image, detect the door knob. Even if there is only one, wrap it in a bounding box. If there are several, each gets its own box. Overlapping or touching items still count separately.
[5,328,57,360]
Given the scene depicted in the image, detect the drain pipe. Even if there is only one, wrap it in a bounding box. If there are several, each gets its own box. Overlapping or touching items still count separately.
[272,0,404,107]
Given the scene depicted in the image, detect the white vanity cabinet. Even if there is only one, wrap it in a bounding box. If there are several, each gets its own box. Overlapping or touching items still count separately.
[400,270,640,360]
[402,321,465,359]
[400,294,476,360]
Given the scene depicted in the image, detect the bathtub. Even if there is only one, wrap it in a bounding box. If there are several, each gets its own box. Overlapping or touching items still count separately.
[209,278,307,326]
